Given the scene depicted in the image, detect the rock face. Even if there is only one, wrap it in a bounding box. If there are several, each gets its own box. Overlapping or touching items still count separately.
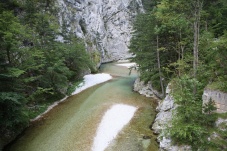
[152,87,191,151]
[134,81,191,151]
[203,89,227,113]
[56,0,144,63]
[133,78,162,99]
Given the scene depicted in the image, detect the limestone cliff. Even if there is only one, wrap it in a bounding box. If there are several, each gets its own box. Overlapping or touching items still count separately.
[56,0,143,63]
[203,89,227,113]
[152,84,191,151]
[134,81,191,150]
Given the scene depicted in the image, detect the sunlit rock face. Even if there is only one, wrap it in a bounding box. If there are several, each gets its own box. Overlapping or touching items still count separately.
[56,0,143,63]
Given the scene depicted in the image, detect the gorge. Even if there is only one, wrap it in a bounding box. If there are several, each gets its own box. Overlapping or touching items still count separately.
[56,0,143,63]
[1,0,160,150]
[1,0,227,150]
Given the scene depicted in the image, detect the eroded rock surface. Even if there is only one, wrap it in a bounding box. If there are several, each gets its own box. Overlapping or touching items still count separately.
[56,0,144,63]
[203,89,227,113]
[133,78,162,99]
[134,81,191,151]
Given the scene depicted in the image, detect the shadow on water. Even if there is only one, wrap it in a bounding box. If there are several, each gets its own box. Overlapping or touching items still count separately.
[5,62,159,151]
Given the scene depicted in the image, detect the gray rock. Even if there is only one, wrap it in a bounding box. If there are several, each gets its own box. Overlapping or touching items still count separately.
[152,90,174,135]
[151,83,191,151]
[133,79,184,150]
[56,0,144,63]
[203,89,227,113]
[156,95,174,112]
[133,78,162,98]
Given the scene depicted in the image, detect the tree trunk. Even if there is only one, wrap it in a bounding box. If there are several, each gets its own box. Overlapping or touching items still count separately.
[179,28,185,76]
[193,0,200,79]
[193,0,203,94]
[179,28,185,60]
[6,45,11,64]
[156,35,165,97]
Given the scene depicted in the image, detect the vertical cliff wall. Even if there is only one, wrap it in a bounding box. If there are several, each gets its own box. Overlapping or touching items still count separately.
[56,0,143,63]
[203,89,227,113]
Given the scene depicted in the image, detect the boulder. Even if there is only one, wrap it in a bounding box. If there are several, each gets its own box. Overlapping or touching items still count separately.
[133,78,162,99]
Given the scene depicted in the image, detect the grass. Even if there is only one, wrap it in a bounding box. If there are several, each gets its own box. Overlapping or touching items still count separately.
[207,81,227,93]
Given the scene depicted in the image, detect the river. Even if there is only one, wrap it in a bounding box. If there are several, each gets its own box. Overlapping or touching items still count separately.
[6,62,159,151]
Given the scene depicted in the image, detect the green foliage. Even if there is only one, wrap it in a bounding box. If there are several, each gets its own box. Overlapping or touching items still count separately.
[203,99,217,127]
[141,0,160,11]
[207,112,227,150]
[170,122,208,149]
[199,31,227,92]
[55,39,95,76]
[0,92,29,136]
[0,0,95,141]
[131,0,227,148]
[130,0,195,92]
[66,79,83,96]
[129,13,169,91]
[169,76,217,150]
[203,0,227,36]
[0,10,25,65]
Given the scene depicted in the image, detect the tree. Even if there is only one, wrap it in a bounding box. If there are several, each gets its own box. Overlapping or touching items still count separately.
[169,75,216,150]
[129,13,167,92]
[193,0,203,80]
[0,11,24,64]
[0,92,29,137]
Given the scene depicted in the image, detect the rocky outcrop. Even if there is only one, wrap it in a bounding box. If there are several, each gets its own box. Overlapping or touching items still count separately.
[134,81,191,151]
[208,118,227,149]
[133,78,162,99]
[135,78,227,150]
[56,0,144,63]
[203,89,227,113]
[152,94,174,134]
[152,85,191,151]
[152,87,227,150]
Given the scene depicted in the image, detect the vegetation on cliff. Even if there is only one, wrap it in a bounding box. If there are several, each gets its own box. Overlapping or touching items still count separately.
[131,0,227,150]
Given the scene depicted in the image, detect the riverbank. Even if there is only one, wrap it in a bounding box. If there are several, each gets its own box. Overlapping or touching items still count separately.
[133,79,192,150]
[31,73,112,122]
